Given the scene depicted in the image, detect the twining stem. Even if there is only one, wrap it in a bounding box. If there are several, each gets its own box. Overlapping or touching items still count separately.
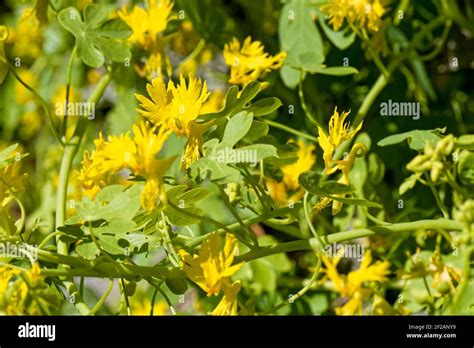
[183,205,298,248]
[303,192,326,250]
[263,119,318,142]
[424,173,450,219]
[265,256,322,314]
[420,20,452,61]
[217,184,258,246]
[353,73,388,126]
[176,38,205,71]
[60,46,77,138]
[298,73,321,128]
[235,219,462,263]
[8,63,63,145]
[54,67,113,315]
[88,279,114,315]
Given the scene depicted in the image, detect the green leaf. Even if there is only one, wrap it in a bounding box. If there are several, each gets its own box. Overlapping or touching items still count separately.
[188,157,242,183]
[458,151,474,187]
[96,234,128,255]
[279,0,324,73]
[201,82,263,120]
[299,171,323,192]
[377,129,445,151]
[165,206,203,226]
[243,121,269,142]
[309,66,359,76]
[220,111,254,148]
[237,144,278,161]
[76,241,100,260]
[300,175,355,196]
[247,97,282,117]
[280,65,301,89]
[76,185,142,222]
[368,153,385,184]
[58,4,131,67]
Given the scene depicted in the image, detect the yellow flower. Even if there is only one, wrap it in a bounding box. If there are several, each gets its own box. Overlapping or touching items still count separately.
[223,36,286,86]
[136,74,210,169]
[321,0,385,32]
[136,74,210,137]
[76,150,108,199]
[0,266,19,293]
[282,140,316,191]
[266,140,316,206]
[77,121,172,209]
[118,0,174,48]
[179,233,243,296]
[0,145,27,206]
[118,0,175,78]
[168,74,210,137]
[322,250,390,315]
[132,121,173,208]
[1,263,49,315]
[95,133,137,173]
[200,90,225,114]
[181,121,213,170]
[136,77,172,126]
[318,108,362,174]
[211,281,241,316]
[8,8,43,59]
[132,121,170,176]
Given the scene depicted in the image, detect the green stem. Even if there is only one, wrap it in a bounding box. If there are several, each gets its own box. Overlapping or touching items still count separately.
[176,38,206,71]
[217,184,258,246]
[38,219,462,280]
[353,73,388,126]
[61,46,77,138]
[235,219,462,263]
[265,256,322,315]
[184,205,299,248]
[303,192,325,250]
[424,173,450,219]
[298,73,321,128]
[263,119,318,142]
[353,16,446,127]
[420,20,452,61]
[54,67,113,315]
[88,279,114,315]
[8,63,63,145]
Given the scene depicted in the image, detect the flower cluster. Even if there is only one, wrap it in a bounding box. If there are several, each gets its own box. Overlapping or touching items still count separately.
[224,36,287,86]
[321,0,385,32]
[322,251,390,315]
[77,121,172,210]
[135,73,211,169]
[179,233,243,315]
[118,0,175,79]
